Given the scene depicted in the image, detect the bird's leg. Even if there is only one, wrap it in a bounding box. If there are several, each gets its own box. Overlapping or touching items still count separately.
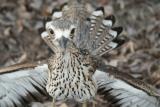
[92,100,96,107]
[52,99,56,107]
[82,101,87,107]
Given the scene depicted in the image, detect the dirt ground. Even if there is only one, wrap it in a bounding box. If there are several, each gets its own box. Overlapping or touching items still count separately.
[0,0,160,107]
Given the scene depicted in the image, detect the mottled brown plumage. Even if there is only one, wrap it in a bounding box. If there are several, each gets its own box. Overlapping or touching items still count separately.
[0,1,160,107]
[47,48,97,102]
[41,0,123,101]
[40,0,160,107]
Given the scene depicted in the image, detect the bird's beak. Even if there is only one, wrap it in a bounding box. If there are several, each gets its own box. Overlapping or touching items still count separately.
[58,36,68,49]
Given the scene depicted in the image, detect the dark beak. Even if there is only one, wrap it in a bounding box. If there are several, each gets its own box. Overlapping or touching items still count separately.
[58,36,68,49]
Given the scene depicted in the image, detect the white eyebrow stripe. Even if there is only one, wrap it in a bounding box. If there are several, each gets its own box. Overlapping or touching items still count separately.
[41,31,48,38]
[52,12,63,19]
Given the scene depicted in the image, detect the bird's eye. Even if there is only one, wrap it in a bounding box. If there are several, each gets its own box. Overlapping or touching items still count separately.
[70,28,75,39]
[48,28,54,35]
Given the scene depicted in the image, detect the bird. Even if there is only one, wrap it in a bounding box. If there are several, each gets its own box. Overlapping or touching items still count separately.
[0,0,160,107]
[40,0,123,106]
[40,0,160,107]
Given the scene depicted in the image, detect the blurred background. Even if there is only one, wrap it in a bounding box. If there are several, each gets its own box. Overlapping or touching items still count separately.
[0,0,160,107]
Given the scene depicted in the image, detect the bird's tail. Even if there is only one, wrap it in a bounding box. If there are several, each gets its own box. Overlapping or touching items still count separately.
[86,7,125,56]
[62,0,87,22]
[40,1,125,57]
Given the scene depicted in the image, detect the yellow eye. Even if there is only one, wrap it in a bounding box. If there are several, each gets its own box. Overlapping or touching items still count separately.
[70,28,75,39]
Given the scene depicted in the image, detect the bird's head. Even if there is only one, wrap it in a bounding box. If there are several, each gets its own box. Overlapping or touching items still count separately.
[42,19,78,53]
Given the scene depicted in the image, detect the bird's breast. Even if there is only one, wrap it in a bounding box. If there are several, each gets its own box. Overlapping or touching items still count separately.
[46,53,97,102]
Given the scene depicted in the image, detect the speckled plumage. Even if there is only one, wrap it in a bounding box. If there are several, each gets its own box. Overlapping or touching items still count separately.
[0,1,160,107]
[46,49,97,102]
[42,0,123,103]
[40,0,160,107]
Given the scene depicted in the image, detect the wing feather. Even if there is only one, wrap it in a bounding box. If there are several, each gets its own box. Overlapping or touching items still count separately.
[0,64,48,107]
[94,66,160,107]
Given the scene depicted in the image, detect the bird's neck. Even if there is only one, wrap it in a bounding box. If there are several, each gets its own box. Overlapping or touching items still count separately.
[47,51,97,101]
[49,50,96,74]
[55,51,75,61]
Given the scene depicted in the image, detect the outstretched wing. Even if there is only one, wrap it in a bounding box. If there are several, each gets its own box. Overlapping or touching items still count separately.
[1,63,160,107]
[94,64,160,107]
[0,64,48,107]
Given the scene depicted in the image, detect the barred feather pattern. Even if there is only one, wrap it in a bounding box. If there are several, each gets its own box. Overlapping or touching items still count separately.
[62,6,124,56]
[52,7,123,57]
[42,8,123,57]
[86,8,123,56]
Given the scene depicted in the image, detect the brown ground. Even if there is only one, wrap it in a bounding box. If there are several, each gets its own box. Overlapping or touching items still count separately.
[0,0,160,107]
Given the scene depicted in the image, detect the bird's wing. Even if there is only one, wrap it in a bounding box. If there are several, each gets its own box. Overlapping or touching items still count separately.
[0,64,48,107]
[94,64,160,107]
